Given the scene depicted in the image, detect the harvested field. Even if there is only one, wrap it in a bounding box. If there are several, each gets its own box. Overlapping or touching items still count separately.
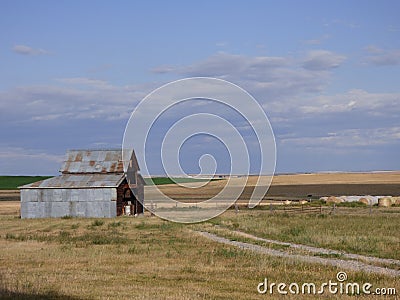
[152,172,400,203]
[0,190,19,202]
[269,172,400,185]
[3,172,399,205]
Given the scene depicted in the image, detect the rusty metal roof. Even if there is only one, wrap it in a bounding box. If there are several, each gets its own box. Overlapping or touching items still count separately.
[20,174,126,189]
[60,149,131,174]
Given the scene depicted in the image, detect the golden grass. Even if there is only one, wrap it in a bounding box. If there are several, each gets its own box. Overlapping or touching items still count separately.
[0,211,399,299]
[0,201,19,216]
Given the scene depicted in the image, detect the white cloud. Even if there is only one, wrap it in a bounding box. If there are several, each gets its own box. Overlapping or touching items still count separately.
[0,146,64,175]
[280,127,400,148]
[0,79,155,122]
[1,50,399,173]
[303,35,330,45]
[152,52,288,77]
[298,89,400,115]
[302,50,346,71]
[12,44,49,56]
[324,19,360,29]
[0,147,63,162]
[56,77,115,90]
[150,65,176,74]
[216,41,228,47]
[363,46,400,66]
[150,52,398,121]
[1,52,397,128]
[151,52,335,105]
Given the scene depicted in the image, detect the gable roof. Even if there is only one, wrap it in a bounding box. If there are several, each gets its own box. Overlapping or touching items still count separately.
[60,149,139,174]
[20,174,126,189]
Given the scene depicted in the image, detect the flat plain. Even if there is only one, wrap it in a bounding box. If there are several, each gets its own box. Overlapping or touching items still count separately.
[153,172,400,202]
[0,172,399,299]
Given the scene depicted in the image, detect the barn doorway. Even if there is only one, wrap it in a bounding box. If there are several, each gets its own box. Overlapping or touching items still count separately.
[119,188,135,216]
[117,185,144,216]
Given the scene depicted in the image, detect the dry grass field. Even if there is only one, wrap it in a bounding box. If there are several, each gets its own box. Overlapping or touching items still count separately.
[1,211,400,299]
[1,172,399,299]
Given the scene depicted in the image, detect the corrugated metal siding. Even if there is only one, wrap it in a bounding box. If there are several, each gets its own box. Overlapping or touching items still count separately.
[20,188,117,218]
[20,174,125,189]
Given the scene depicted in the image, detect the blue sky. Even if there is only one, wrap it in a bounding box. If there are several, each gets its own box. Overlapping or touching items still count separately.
[0,0,399,175]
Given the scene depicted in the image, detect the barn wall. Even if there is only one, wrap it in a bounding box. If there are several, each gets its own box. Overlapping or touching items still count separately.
[20,188,117,218]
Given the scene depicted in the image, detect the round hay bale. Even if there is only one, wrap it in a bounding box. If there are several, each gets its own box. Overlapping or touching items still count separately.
[392,196,400,205]
[326,196,342,204]
[342,196,360,202]
[378,197,392,207]
[299,200,308,205]
[284,200,292,205]
[364,195,379,206]
[359,197,369,205]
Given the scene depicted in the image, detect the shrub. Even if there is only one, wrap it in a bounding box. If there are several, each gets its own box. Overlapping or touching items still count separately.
[108,221,122,228]
[91,220,104,227]
[337,201,367,208]
[128,246,136,254]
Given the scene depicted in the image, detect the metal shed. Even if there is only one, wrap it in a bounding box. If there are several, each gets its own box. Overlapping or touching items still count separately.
[20,149,144,218]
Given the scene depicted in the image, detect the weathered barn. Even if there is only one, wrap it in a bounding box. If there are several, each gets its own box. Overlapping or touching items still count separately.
[20,149,144,218]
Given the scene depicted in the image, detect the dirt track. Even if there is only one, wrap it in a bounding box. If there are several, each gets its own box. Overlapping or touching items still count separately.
[198,230,400,277]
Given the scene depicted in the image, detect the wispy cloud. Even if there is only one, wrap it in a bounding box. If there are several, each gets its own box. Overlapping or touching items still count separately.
[151,51,345,101]
[148,52,400,120]
[12,44,49,56]
[1,51,399,173]
[363,46,400,66]
[216,41,228,47]
[298,89,400,115]
[148,52,399,169]
[0,80,155,122]
[0,147,63,162]
[302,50,346,71]
[152,52,288,77]
[0,146,64,175]
[324,19,360,29]
[303,35,330,45]
[150,65,176,74]
[56,77,115,90]
[280,127,400,148]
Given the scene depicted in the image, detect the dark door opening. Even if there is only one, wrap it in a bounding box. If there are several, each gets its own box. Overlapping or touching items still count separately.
[117,186,144,216]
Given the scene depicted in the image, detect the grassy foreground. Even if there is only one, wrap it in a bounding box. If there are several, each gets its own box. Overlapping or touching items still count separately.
[200,208,400,260]
[0,208,399,299]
